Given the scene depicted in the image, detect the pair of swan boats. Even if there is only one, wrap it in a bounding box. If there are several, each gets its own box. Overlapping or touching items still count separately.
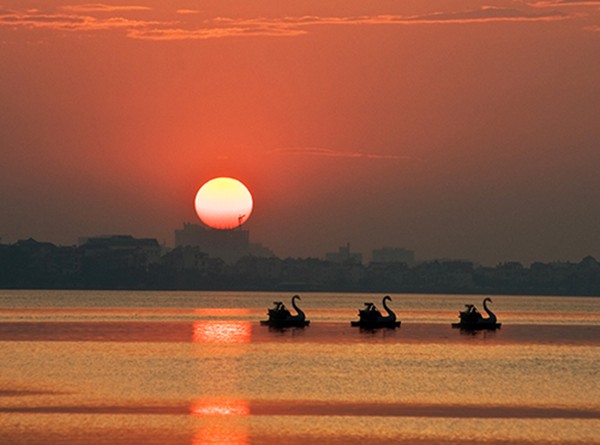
[261,295,502,330]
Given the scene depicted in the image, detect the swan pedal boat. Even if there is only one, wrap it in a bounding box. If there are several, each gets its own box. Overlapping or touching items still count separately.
[261,295,310,328]
[351,296,400,329]
[452,298,501,330]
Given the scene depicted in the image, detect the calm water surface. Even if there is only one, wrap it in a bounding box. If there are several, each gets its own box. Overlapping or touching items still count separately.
[0,291,598,444]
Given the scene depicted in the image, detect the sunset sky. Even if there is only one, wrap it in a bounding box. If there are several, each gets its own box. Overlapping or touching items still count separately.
[1,0,599,265]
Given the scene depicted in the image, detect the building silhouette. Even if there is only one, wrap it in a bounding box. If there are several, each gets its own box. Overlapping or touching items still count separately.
[79,235,161,268]
[325,243,363,264]
[372,247,415,266]
[174,223,273,264]
[1,235,600,294]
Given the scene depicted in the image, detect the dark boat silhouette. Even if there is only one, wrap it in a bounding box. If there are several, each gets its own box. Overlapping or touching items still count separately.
[351,295,401,329]
[260,295,310,328]
[452,297,501,330]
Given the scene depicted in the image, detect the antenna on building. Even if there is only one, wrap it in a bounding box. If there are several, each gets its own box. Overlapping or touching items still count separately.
[238,214,245,230]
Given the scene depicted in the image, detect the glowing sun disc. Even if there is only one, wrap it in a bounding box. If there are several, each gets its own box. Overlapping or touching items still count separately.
[194,177,253,230]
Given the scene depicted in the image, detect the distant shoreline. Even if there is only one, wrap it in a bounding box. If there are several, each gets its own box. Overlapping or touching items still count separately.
[2,239,599,296]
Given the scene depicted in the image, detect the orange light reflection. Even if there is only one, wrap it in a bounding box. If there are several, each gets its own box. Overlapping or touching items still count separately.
[190,400,250,445]
[192,429,248,445]
[192,308,252,318]
[192,321,251,344]
[190,399,250,417]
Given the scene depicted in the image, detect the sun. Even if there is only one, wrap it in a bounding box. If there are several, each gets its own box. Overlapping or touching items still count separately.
[194,177,253,230]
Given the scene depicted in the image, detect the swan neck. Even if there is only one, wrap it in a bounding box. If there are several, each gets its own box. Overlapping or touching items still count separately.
[483,299,496,322]
[291,297,305,319]
[382,298,396,320]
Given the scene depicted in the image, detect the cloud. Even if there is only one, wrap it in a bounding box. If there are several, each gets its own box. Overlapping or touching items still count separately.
[0,8,162,31]
[0,6,569,41]
[271,147,415,161]
[176,9,201,15]
[127,25,307,41]
[62,4,151,13]
[402,6,567,23]
[584,24,600,30]
[212,7,566,27]
[129,7,568,41]
[529,0,600,7]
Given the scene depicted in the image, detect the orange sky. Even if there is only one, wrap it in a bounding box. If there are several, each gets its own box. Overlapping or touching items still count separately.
[1,0,599,264]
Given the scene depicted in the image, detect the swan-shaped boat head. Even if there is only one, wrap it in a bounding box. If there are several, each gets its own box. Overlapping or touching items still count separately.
[351,295,400,329]
[452,297,501,330]
[261,295,310,328]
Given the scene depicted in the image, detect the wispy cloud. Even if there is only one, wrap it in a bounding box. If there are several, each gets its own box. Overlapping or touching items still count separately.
[379,6,566,24]
[62,4,151,13]
[0,6,569,41]
[271,147,415,161]
[212,7,566,26]
[127,26,307,41]
[529,0,600,7]
[129,7,568,41]
[0,10,160,31]
[0,5,162,31]
[176,9,201,15]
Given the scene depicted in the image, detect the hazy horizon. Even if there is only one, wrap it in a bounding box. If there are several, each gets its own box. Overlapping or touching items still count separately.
[1,0,599,266]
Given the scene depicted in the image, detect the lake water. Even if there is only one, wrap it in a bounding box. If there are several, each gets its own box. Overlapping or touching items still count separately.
[0,290,598,444]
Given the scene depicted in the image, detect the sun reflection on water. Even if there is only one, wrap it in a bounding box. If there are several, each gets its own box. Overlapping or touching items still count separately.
[192,321,251,344]
[190,400,250,445]
[191,429,248,445]
[191,320,251,444]
[190,399,250,416]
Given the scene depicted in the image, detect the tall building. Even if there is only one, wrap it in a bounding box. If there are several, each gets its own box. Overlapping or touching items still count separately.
[371,247,415,266]
[79,235,162,267]
[174,223,273,264]
[325,243,363,264]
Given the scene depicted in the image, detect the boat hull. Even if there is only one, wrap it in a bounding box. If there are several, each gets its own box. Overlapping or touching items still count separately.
[351,320,401,329]
[451,322,502,330]
[260,319,310,328]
